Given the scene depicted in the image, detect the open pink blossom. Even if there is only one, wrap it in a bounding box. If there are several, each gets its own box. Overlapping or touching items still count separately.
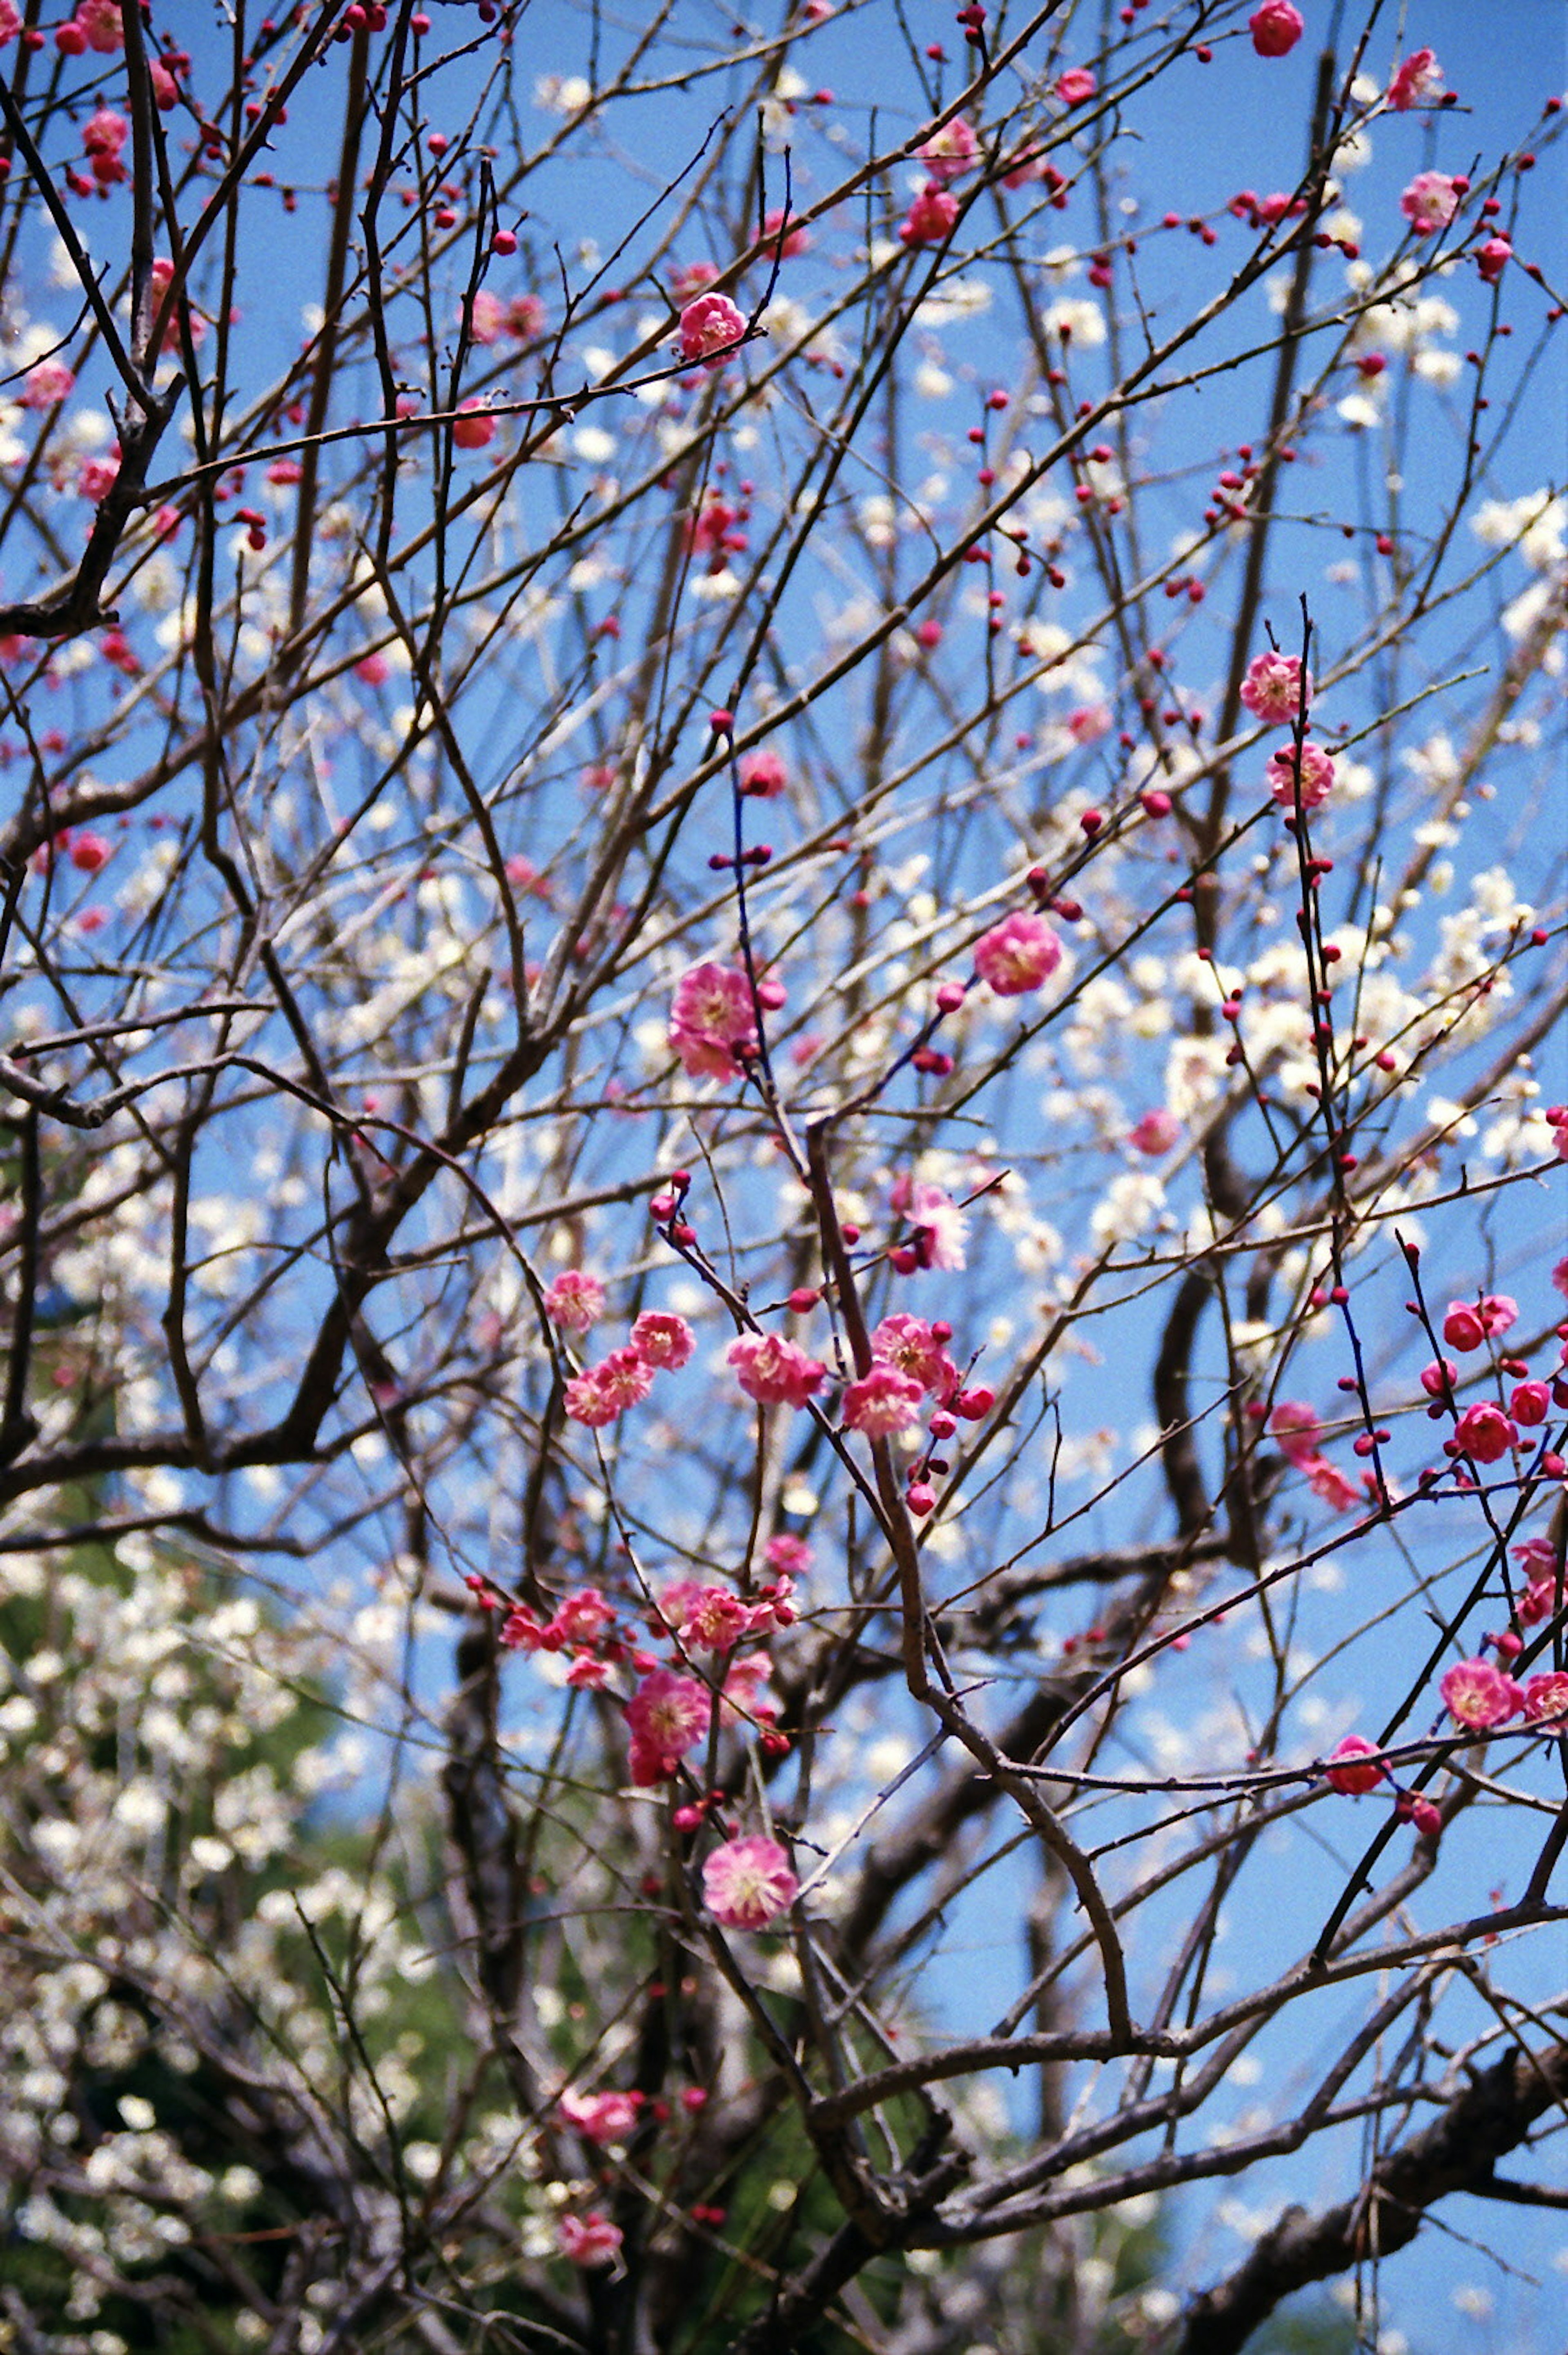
[721,1650,778,1728]
[1400,171,1462,237]
[1388,48,1444,111]
[1305,1455,1360,1512]
[0,1,18,45]
[626,1669,711,1779]
[1129,1109,1181,1157]
[842,1364,925,1437]
[629,1310,695,1370]
[564,1348,654,1427]
[1266,742,1335,812]
[738,748,788,797]
[910,1183,969,1272]
[662,1580,755,1650]
[1523,1673,1568,1726]
[763,205,809,258]
[1519,1575,1563,1627]
[870,1314,958,1397]
[1270,1401,1323,1468]
[1453,1402,1517,1464]
[1054,69,1098,105]
[973,909,1062,997]
[702,1832,797,1928]
[554,1587,616,1646]
[1239,651,1309,726]
[669,961,759,1082]
[78,451,121,504]
[1440,1656,1523,1730]
[678,291,746,368]
[765,1532,813,1578]
[558,2211,623,2267]
[1248,2,1303,56]
[920,118,978,183]
[558,2088,641,2146]
[728,1332,826,1408]
[544,1269,606,1334]
[1324,1735,1385,1795]
[20,359,74,410]
[900,184,959,247]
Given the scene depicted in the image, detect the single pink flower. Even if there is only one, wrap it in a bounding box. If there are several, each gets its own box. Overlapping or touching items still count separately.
[1419,1359,1457,1400]
[554,1588,616,1646]
[1270,1401,1323,1468]
[1323,1734,1384,1795]
[1305,1455,1360,1512]
[842,1363,925,1437]
[920,117,979,183]
[1129,1108,1181,1157]
[1453,1402,1517,1464]
[1442,1302,1484,1351]
[626,1669,711,1776]
[1249,2,1304,57]
[452,399,496,449]
[69,831,111,874]
[973,909,1062,997]
[669,961,759,1083]
[20,359,74,410]
[1239,651,1309,726]
[1054,69,1098,106]
[1511,1381,1551,1428]
[544,1270,606,1334]
[558,2088,641,2146]
[702,1832,798,1928]
[1440,1656,1523,1730]
[900,184,959,248]
[763,205,809,258]
[870,1313,959,1397]
[1388,48,1443,111]
[507,293,546,340]
[721,1650,778,1727]
[558,2211,623,2267]
[738,748,788,797]
[1266,741,1335,812]
[910,1183,969,1271]
[1523,1672,1568,1726]
[662,1580,755,1651]
[764,1533,812,1577]
[78,451,121,505]
[466,289,507,345]
[727,1332,826,1408]
[678,290,746,369]
[629,1310,695,1370]
[1400,171,1462,237]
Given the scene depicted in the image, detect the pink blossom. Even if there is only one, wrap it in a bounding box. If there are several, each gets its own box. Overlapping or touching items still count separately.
[738,749,788,798]
[558,2088,641,2146]
[1270,1401,1323,1468]
[1419,1359,1457,1400]
[554,1588,616,1646]
[1129,1109,1181,1157]
[1388,48,1444,111]
[1067,703,1112,745]
[1440,1656,1523,1730]
[1266,741,1336,812]
[1324,1735,1384,1795]
[1054,69,1098,106]
[544,1270,606,1334]
[842,1363,925,1437]
[564,1348,654,1426]
[1248,2,1304,57]
[629,1310,695,1370]
[466,289,507,345]
[506,293,546,339]
[702,1833,797,1928]
[1305,1455,1360,1512]
[870,1314,958,1397]
[1454,1403,1517,1464]
[1400,171,1462,237]
[721,1650,778,1727]
[82,105,128,184]
[1511,1381,1551,1428]
[626,1669,711,1778]
[669,258,720,305]
[763,206,809,258]
[669,961,759,1083]
[973,909,1062,997]
[920,118,979,183]
[452,399,497,449]
[1519,1575,1562,1628]
[1477,237,1512,286]
[148,257,201,353]
[69,831,111,874]
[0,2,18,47]
[728,1332,826,1408]
[910,1183,969,1272]
[661,1580,755,1651]
[678,291,746,369]
[558,2211,623,2267]
[1555,1258,1568,1300]
[1515,1535,1562,1580]
[20,359,74,410]
[1523,1673,1568,1726]
[1239,651,1309,726]
[78,452,121,504]
[899,184,959,248]
[764,1532,812,1577]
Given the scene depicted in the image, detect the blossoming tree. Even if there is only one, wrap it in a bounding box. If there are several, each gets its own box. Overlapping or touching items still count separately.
[0,2,1564,2350]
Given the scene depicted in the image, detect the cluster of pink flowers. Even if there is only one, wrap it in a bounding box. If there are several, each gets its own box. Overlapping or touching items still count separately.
[499,1583,621,1684]
[972,909,1062,998]
[56,0,122,55]
[702,1832,798,1928]
[1388,47,1445,111]
[657,1573,794,1652]
[677,291,746,370]
[669,961,760,1082]
[1266,741,1336,813]
[1239,650,1310,726]
[1399,171,1463,238]
[1268,1401,1363,1510]
[558,2086,642,2146]
[1441,1293,1515,1350]
[728,1331,826,1409]
[563,1306,696,1428]
[558,2211,622,2268]
[842,1363,925,1437]
[465,288,546,345]
[20,359,74,411]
